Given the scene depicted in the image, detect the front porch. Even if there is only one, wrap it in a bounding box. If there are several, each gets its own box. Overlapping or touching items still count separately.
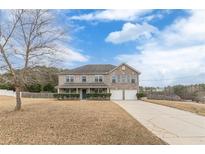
[58,88,110,99]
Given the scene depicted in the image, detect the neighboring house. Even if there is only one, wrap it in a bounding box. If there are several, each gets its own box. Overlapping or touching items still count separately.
[56,63,140,100]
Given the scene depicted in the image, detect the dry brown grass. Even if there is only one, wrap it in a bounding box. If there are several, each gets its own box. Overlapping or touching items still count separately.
[142,98,205,116]
[0,96,165,145]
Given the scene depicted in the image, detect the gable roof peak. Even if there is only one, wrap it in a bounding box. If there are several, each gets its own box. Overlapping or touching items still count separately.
[109,63,141,74]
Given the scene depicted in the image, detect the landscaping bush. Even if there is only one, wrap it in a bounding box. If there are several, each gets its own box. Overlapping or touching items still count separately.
[137,92,146,99]
[53,93,80,100]
[86,93,111,100]
[43,83,55,92]
[0,83,15,90]
[26,84,42,92]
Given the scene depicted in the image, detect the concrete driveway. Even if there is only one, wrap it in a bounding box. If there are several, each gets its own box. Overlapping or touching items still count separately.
[114,100,205,145]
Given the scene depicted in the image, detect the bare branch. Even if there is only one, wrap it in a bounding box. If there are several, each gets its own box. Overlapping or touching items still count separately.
[0,9,67,110]
[2,10,24,48]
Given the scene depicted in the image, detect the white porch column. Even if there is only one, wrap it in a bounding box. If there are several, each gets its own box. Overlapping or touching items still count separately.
[57,88,60,93]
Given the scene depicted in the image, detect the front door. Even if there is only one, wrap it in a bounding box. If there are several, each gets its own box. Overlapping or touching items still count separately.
[82,89,86,99]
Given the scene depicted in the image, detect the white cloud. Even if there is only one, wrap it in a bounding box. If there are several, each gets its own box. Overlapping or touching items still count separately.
[55,45,89,63]
[156,10,205,48]
[70,10,151,21]
[117,45,205,87]
[115,10,205,87]
[105,22,158,44]
[37,44,89,67]
[144,13,163,21]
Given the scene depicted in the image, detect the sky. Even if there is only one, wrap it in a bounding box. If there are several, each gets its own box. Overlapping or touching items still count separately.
[1,9,205,87]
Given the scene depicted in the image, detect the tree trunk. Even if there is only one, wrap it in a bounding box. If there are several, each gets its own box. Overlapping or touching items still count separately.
[15,86,22,111]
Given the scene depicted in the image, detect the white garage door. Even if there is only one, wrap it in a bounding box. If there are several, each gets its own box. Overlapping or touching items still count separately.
[110,90,123,100]
[125,90,138,100]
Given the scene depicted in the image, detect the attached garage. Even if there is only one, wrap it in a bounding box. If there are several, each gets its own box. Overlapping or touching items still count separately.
[110,90,123,100]
[111,89,138,100]
[124,90,138,100]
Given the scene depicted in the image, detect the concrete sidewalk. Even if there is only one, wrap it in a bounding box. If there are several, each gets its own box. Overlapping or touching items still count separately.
[115,100,205,145]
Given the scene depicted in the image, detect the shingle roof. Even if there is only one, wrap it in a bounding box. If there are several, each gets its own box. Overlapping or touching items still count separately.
[59,64,116,75]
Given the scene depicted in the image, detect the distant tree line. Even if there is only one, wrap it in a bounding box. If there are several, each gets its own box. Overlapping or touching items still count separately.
[0,66,68,93]
[165,84,205,100]
[140,84,205,101]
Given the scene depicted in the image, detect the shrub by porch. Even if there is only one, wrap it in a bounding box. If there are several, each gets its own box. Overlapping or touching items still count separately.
[86,93,111,100]
[53,93,111,100]
[53,93,80,100]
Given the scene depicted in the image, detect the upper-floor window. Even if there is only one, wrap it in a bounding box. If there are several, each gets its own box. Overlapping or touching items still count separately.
[95,76,98,82]
[117,75,120,83]
[112,75,116,83]
[99,76,103,82]
[127,75,131,83]
[66,75,74,83]
[82,76,86,83]
[131,75,136,83]
[131,79,135,83]
[122,74,126,83]
[95,75,103,83]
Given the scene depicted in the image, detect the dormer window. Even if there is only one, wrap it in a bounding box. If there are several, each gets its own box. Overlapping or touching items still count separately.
[82,76,86,82]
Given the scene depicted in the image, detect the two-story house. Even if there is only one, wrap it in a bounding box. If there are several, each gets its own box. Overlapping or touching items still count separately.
[56,63,140,100]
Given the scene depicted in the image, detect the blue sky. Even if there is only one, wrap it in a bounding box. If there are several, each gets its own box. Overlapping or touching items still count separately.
[2,9,205,87]
[59,10,189,65]
[54,9,205,87]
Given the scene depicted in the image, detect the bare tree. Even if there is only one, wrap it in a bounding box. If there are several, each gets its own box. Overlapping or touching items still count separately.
[0,10,65,110]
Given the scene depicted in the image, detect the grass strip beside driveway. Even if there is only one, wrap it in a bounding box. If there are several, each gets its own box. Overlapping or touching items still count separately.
[142,98,205,116]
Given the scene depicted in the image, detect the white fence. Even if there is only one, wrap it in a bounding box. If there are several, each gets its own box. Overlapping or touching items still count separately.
[0,90,54,98]
[0,89,16,97]
[21,92,54,98]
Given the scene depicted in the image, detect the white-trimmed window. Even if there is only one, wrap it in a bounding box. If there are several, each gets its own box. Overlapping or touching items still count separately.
[82,76,86,82]
[112,75,116,83]
[131,75,136,83]
[122,74,126,83]
[99,76,103,82]
[66,75,74,83]
[117,75,121,83]
[127,75,131,83]
[95,76,98,82]
[95,75,103,83]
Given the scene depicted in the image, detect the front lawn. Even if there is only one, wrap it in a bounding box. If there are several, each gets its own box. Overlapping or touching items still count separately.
[0,96,165,144]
